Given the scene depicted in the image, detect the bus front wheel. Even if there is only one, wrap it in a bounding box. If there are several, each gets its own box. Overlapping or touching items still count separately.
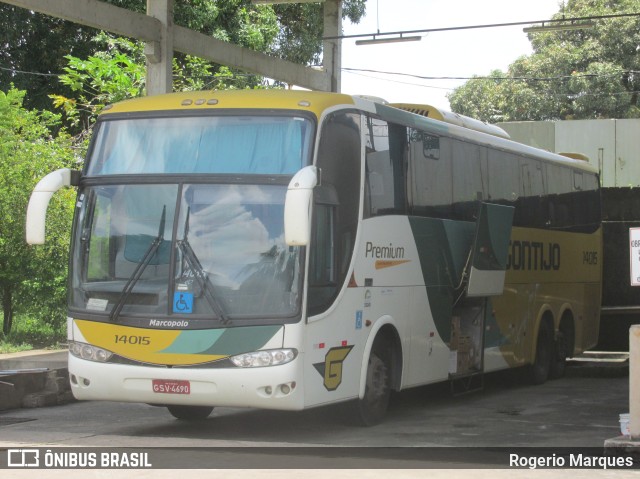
[354,339,391,426]
[167,405,214,420]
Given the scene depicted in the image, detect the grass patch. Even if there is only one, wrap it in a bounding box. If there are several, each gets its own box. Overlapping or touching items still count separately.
[0,340,33,354]
[0,314,65,353]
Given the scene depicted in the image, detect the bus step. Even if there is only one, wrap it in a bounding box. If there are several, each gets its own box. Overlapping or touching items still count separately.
[568,351,629,364]
[449,371,484,396]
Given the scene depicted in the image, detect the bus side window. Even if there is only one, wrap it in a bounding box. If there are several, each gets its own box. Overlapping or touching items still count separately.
[546,164,573,228]
[487,149,519,205]
[547,164,601,230]
[408,130,453,219]
[308,203,336,314]
[365,117,407,217]
[521,159,545,197]
[452,140,486,221]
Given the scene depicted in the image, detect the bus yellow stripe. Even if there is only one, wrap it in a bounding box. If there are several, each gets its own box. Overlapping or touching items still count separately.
[74,320,228,365]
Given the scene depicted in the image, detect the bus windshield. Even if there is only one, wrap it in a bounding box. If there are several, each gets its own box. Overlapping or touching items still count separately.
[86,115,313,175]
[70,183,302,322]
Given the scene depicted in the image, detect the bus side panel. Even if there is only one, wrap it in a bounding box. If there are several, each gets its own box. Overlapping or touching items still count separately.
[494,226,602,365]
[485,284,534,371]
[301,216,451,408]
[299,220,601,408]
[301,216,413,408]
[301,285,371,408]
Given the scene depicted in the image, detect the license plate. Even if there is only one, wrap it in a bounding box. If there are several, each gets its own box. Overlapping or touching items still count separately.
[152,379,190,395]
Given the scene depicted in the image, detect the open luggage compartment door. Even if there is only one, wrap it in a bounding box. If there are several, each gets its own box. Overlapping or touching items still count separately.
[467,202,514,297]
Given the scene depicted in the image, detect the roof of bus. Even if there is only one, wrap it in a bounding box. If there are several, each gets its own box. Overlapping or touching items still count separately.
[374,102,599,175]
[101,89,357,118]
[100,89,598,175]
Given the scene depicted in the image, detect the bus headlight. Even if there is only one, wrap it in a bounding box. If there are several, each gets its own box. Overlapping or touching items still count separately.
[69,341,113,363]
[230,349,297,368]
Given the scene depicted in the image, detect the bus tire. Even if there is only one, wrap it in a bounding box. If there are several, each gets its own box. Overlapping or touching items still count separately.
[354,338,391,426]
[166,405,213,420]
[549,329,567,379]
[550,318,573,379]
[530,319,553,385]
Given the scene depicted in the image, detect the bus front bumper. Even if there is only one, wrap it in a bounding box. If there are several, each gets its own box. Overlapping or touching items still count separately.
[68,354,305,410]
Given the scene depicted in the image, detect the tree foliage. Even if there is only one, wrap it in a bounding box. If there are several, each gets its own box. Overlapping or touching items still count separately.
[271,0,365,65]
[0,6,97,112]
[0,88,76,335]
[448,0,640,122]
[1,0,366,112]
[50,32,271,134]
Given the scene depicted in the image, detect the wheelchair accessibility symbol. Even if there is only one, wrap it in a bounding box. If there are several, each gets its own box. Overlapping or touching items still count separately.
[173,292,194,313]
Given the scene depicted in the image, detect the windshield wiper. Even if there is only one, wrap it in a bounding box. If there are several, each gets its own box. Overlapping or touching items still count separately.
[109,206,166,322]
[177,207,230,325]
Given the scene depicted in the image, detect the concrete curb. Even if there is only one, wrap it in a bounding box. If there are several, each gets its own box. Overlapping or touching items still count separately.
[604,436,640,458]
[0,368,75,410]
[0,350,74,411]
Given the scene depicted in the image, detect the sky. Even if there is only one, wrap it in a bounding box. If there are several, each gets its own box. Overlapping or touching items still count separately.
[339,0,564,109]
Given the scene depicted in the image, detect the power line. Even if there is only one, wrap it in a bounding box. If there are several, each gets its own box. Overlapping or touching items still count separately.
[342,68,640,99]
[5,61,637,100]
[326,12,640,41]
[343,68,454,90]
[0,63,261,82]
[0,64,59,77]
[342,67,640,83]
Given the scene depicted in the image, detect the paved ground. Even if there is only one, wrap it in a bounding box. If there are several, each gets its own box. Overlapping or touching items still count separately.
[0,350,637,477]
[0,350,633,447]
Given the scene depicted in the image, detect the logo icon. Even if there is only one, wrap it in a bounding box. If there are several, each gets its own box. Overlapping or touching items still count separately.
[173,292,194,313]
[313,345,353,391]
[8,449,39,468]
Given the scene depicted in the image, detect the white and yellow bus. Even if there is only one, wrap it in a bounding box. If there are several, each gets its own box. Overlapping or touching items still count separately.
[26,90,601,425]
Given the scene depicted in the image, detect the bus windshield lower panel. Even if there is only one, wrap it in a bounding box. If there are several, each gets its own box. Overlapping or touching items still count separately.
[70,183,301,322]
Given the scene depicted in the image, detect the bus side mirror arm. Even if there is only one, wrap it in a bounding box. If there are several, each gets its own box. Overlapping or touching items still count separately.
[284,165,318,246]
[26,168,80,245]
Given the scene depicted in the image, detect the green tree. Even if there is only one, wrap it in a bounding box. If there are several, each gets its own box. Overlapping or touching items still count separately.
[271,1,364,65]
[448,0,640,121]
[50,32,262,135]
[1,0,366,112]
[0,5,97,112]
[49,34,147,134]
[0,88,76,335]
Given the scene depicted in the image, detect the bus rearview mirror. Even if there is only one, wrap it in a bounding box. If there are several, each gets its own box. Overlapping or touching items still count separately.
[26,168,80,245]
[284,165,318,246]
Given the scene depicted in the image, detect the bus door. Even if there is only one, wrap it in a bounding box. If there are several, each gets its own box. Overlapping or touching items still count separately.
[449,202,513,394]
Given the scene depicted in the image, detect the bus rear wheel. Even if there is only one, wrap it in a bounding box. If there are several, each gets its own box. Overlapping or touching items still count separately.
[550,319,574,379]
[167,405,213,420]
[354,340,391,426]
[530,320,553,385]
[549,329,568,379]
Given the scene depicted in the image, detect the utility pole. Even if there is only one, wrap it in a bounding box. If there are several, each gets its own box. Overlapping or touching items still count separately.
[323,0,342,93]
[145,0,174,95]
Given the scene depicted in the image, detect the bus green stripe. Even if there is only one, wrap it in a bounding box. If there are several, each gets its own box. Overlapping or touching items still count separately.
[408,216,474,341]
[161,325,282,356]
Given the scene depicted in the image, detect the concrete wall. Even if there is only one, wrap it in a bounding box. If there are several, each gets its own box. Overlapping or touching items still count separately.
[496,121,555,152]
